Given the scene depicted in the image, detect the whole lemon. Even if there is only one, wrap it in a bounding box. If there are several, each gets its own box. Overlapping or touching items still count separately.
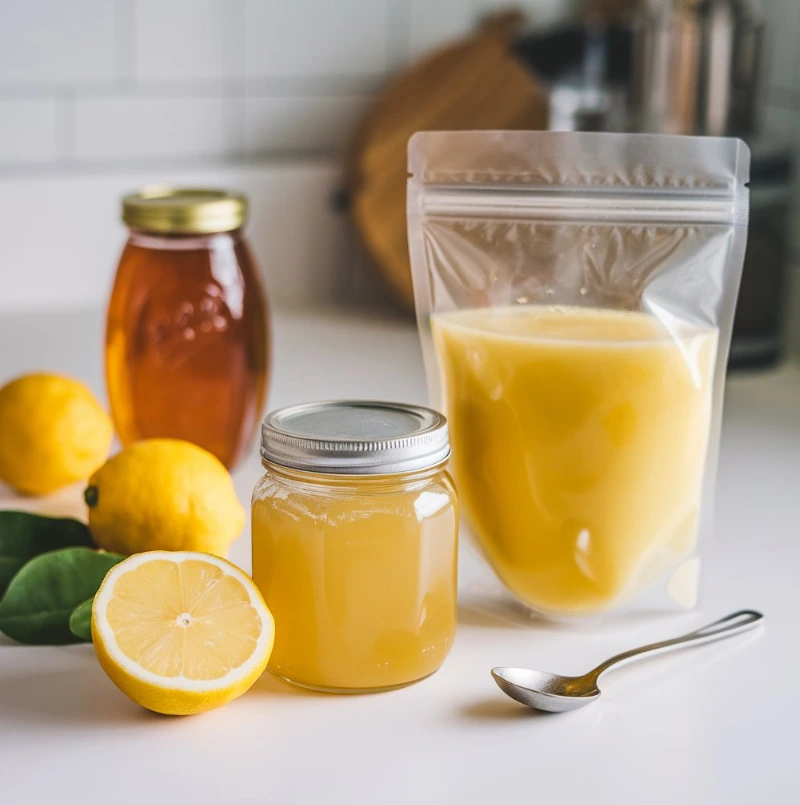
[0,373,113,495]
[85,439,244,557]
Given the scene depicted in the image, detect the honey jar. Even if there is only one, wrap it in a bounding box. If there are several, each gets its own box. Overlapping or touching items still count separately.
[106,187,269,468]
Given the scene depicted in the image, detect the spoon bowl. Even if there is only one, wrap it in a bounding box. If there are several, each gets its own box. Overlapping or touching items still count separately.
[492,610,763,713]
[492,667,600,712]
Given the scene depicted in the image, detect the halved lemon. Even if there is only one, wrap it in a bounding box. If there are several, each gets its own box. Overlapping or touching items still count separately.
[92,551,274,715]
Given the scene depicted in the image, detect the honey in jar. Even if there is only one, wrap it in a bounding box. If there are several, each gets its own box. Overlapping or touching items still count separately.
[106,188,269,468]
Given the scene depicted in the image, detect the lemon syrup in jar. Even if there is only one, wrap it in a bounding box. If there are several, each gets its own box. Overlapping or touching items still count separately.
[106,188,269,469]
[252,402,458,693]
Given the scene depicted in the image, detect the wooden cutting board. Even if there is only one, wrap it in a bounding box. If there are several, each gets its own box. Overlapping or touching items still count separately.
[347,13,548,310]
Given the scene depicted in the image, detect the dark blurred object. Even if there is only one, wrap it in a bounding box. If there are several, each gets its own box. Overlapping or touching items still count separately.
[518,0,764,136]
[730,142,794,369]
[627,0,786,369]
[630,0,764,136]
[516,1,789,369]
[514,24,633,131]
[581,0,646,24]
[345,13,547,309]
[514,0,641,132]
[514,23,634,84]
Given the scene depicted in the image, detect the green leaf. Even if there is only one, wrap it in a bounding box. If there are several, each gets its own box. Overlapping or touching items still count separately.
[0,511,94,596]
[69,598,94,641]
[0,547,125,645]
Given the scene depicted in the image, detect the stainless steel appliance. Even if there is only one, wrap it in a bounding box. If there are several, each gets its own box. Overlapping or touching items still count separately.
[732,141,794,367]
[515,0,793,368]
[630,0,764,137]
[630,0,791,367]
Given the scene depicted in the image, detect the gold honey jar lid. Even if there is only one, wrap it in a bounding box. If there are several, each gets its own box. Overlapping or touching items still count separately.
[122,186,247,234]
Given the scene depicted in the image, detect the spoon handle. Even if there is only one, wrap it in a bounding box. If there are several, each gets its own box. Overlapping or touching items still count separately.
[589,610,764,681]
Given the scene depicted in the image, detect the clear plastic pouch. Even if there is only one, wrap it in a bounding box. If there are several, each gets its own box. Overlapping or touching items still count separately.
[407,131,750,620]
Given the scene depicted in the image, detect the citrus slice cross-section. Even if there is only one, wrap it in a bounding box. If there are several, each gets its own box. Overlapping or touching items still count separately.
[92,551,274,715]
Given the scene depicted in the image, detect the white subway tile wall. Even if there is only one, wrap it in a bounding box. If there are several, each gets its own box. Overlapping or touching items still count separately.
[244,0,392,78]
[0,99,60,164]
[0,0,117,85]
[243,95,372,154]
[0,162,353,311]
[134,0,243,82]
[0,0,797,356]
[3,0,578,313]
[73,95,240,160]
[0,0,575,170]
[407,0,477,60]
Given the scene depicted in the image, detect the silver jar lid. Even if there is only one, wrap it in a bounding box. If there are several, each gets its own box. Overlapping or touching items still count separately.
[260,401,450,475]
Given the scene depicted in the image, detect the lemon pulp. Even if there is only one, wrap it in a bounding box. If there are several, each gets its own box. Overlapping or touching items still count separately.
[93,552,273,715]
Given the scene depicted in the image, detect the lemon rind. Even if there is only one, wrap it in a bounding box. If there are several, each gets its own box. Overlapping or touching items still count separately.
[92,550,274,692]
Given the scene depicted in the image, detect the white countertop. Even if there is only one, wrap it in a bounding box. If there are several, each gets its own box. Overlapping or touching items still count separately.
[1,307,798,804]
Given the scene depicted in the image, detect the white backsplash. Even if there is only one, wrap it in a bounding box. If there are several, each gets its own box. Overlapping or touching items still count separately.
[0,159,394,313]
[0,0,574,313]
[0,0,798,357]
[0,0,571,172]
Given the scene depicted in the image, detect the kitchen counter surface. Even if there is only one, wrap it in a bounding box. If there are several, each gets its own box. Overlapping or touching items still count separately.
[0,307,798,804]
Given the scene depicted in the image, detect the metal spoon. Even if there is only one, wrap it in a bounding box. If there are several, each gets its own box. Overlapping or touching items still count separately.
[492,609,763,713]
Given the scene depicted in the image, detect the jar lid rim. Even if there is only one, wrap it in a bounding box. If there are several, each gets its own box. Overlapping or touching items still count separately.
[122,186,247,234]
[260,400,450,475]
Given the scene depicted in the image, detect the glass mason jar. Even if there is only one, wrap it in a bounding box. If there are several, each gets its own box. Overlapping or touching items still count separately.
[106,188,269,469]
[252,401,458,693]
